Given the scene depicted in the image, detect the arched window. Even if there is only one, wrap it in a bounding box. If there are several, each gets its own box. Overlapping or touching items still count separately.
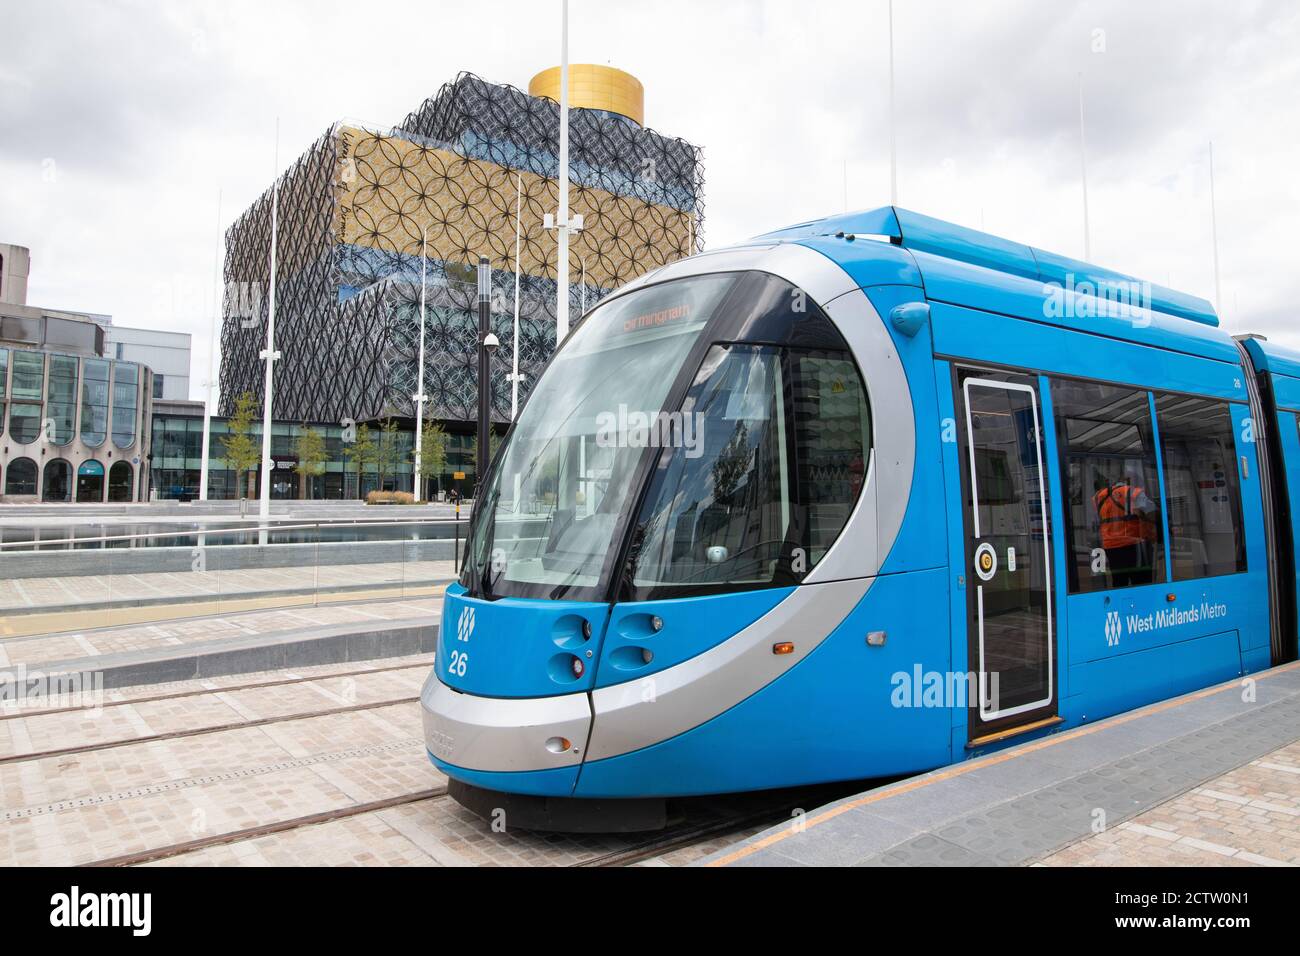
[5,457,38,496]
[76,459,105,502]
[108,460,134,502]
[42,459,72,502]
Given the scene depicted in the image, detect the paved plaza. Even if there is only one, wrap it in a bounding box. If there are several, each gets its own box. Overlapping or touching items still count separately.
[708,664,1300,867]
[0,504,1294,869]
[0,595,448,671]
[1040,744,1300,866]
[0,560,457,637]
[0,652,746,867]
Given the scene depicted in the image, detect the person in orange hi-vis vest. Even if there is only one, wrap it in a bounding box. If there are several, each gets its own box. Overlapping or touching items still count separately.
[1092,464,1158,587]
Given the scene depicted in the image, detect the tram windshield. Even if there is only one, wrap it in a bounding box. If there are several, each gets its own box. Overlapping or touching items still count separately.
[463,273,738,601]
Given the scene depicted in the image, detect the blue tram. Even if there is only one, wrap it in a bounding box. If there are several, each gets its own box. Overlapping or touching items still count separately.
[421,206,1299,828]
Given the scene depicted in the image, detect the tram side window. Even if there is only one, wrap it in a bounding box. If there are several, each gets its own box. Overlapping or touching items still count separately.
[1050,378,1164,593]
[1154,394,1246,580]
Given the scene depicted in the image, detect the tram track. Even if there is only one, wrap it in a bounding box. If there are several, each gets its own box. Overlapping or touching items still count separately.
[575,783,865,867]
[85,786,768,869]
[0,694,422,766]
[575,808,792,867]
[0,659,431,722]
[83,787,450,867]
[67,780,824,869]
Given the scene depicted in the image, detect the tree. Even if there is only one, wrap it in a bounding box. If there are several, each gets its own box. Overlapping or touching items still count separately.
[416,419,449,499]
[293,427,327,499]
[343,424,377,499]
[221,392,261,499]
[375,416,404,492]
[469,429,504,475]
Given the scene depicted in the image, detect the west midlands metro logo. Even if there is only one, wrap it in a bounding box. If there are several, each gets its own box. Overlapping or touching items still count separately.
[1104,610,1123,647]
[456,605,476,642]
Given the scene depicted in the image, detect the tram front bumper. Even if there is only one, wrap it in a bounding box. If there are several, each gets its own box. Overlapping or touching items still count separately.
[420,669,591,778]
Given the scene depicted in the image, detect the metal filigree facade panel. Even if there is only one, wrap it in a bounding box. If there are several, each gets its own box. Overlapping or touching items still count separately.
[220,130,340,421]
[221,73,704,428]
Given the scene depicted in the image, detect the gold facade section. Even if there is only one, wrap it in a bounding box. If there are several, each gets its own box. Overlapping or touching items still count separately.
[528,64,645,126]
[333,126,693,291]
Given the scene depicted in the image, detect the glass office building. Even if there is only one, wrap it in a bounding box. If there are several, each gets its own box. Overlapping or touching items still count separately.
[150,403,480,500]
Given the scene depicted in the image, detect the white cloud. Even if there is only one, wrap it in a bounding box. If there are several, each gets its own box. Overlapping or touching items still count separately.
[2,0,1297,399]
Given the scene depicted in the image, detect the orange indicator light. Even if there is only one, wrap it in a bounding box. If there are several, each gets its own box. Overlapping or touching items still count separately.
[773,642,795,655]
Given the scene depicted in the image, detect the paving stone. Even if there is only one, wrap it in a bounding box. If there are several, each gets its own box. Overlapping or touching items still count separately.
[708,665,1300,867]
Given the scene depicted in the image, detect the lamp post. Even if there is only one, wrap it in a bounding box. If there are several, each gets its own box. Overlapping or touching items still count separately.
[1209,141,1222,314]
[258,120,282,541]
[412,225,429,501]
[1078,73,1092,261]
[200,188,222,501]
[544,5,583,348]
[555,0,570,345]
[888,0,897,205]
[476,256,499,498]
[510,174,524,421]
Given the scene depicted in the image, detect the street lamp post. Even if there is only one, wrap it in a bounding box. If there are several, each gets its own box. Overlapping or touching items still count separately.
[544,5,582,349]
[412,226,429,501]
[258,121,282,540]
[1078,73,1092,261]
[475,256,499,498]
[888,0,897,205]
[510,174,523,421]
[556,0,570,346]
[1209,141,1222,313]
[200,188,222,502]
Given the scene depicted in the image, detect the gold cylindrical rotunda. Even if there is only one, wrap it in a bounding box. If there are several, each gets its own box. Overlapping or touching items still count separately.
[528,64,645,126]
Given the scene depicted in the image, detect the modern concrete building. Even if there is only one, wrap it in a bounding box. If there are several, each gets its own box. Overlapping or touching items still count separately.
[0,243,31,307]
[100,322,192,401]
[0,315,153,502]
[0,243,193,502]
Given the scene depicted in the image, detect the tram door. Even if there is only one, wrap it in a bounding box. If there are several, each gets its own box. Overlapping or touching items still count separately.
[957,369,1057,740]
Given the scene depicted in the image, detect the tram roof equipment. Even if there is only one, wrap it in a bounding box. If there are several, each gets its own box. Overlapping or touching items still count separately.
[754,206,1220,329]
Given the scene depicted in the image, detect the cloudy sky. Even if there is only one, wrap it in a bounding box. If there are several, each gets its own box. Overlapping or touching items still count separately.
[2,0,1297,399]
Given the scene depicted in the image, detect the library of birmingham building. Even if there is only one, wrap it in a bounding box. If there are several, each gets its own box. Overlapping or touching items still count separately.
[162,67,704,499]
